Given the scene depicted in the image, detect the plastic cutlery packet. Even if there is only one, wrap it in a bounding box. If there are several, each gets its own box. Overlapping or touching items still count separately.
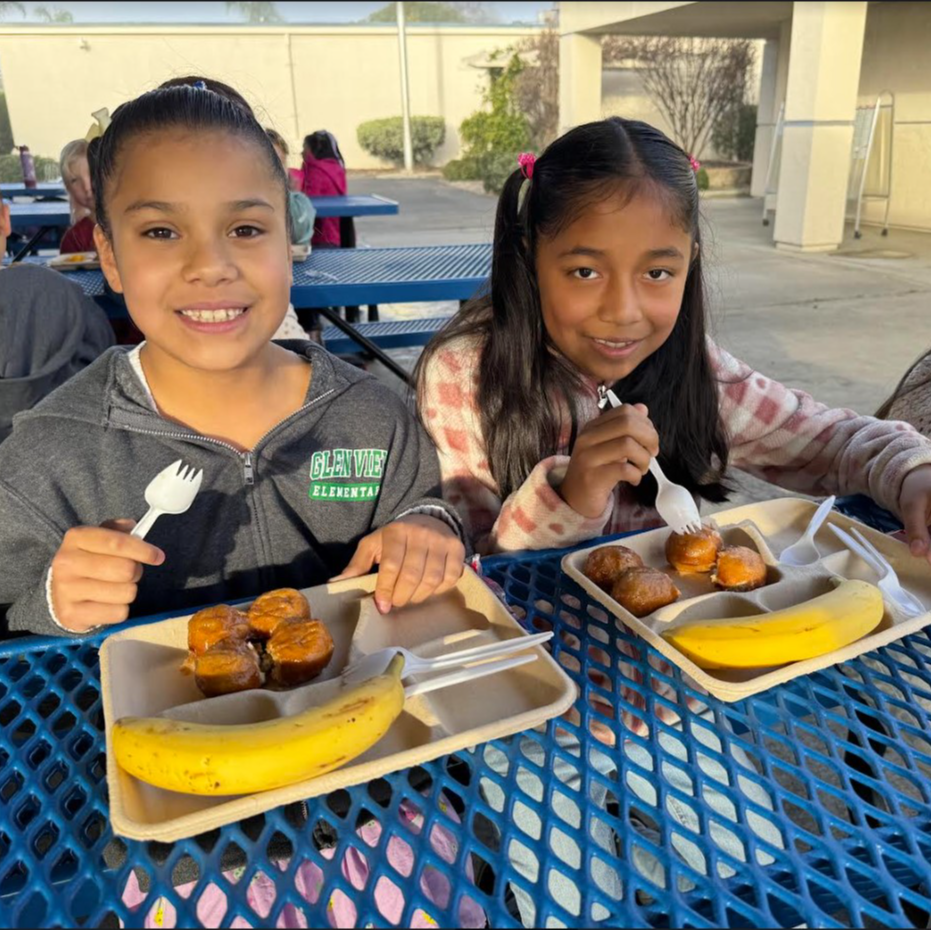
[562,497,931,703]
[99,567,575,842]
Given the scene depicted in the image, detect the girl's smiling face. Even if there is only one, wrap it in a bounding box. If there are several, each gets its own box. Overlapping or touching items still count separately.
[96,129,292,373]
[535,187,694,384]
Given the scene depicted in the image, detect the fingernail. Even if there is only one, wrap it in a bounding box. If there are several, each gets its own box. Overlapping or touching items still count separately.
[155,549,166,565]
[375,596,391,614]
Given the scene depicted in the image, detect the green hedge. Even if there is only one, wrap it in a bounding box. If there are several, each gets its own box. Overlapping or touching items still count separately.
[357,116,445,166]
[442,151,520,194]
[696,167,709,191]
[0,153,60,183]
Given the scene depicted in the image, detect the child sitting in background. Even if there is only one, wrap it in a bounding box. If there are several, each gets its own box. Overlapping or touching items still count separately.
[265,127,316,247]
[877,348,931,438]
[294,130,347,247]
[59,138,96,253]
[0,193,113,441]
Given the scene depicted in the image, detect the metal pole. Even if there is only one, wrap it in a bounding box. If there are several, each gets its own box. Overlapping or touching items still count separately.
[396,1,414,173]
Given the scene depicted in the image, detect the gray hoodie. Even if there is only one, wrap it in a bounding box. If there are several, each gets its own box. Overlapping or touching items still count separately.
[0,264,114,443]
[0,341,462,637]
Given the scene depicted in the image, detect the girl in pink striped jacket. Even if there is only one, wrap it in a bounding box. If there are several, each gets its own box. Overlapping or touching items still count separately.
[416,117,931,562]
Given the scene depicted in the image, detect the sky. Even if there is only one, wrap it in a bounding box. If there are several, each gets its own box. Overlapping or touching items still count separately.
[9,2,554,26]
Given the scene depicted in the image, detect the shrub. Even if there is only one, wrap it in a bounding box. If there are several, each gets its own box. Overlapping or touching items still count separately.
[696,167,709,191]
[0,153,59,183]
[477,151,519,194]
[441,157,482,182]
[357,116,445,166]
[0,93,12,154]
[711,102,757,163]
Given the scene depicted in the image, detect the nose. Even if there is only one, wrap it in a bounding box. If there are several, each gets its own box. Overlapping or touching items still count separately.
[598,274,643,327]
[182,235,238,288]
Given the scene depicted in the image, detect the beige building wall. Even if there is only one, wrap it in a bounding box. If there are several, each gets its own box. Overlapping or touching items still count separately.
[856,1,931,232]
[0,24,542,171]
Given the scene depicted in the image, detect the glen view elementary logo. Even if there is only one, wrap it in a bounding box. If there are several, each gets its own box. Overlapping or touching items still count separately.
[308,448,388,501]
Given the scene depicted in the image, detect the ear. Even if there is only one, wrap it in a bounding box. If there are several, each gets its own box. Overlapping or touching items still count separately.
[94,223,124,294]
[0,201,10,240]
[691,240,700,264]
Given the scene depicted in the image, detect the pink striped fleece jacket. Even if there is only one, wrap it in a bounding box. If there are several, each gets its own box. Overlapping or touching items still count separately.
[420,336,931,555]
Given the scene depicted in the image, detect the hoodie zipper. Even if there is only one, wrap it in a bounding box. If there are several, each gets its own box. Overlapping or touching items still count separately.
[113,387,336,486]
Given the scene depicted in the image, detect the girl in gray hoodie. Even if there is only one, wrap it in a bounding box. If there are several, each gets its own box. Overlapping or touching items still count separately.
[0,81,464,638]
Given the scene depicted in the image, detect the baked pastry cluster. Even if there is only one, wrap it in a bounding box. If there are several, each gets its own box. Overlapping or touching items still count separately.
[185,588,335,697]
[665,528,766,592]
[583,545,680,618]
[581,526,768,619]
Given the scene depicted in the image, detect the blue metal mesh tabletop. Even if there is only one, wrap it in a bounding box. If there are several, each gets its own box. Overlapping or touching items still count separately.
[2,534,931,928]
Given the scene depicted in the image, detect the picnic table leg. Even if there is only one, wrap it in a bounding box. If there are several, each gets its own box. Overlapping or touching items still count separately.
[367,304,379,322]
[311,306,412,385]
[11,225,52,263]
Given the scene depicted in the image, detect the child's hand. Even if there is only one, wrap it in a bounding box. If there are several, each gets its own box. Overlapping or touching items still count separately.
[50,520,165,632]
[331,515,465,614]
[898,465,931,563]
[559,403,660,518]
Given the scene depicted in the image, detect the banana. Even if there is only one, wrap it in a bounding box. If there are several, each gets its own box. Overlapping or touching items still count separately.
[112,655,405,796]
[663,579,884,670]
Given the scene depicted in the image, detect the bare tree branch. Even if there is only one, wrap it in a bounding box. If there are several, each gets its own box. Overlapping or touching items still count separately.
[603,35,754,160]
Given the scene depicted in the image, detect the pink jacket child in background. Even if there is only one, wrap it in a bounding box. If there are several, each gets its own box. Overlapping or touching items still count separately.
[290,130,347,247]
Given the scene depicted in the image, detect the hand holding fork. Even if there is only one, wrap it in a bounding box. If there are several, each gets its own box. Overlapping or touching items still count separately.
[49,459,203,633]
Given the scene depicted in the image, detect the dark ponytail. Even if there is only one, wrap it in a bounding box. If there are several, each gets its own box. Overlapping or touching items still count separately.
[92,78,288,237]
[415,116,729,504]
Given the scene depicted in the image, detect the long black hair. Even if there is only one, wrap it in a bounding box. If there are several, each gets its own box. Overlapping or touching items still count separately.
[92,78,289,237]
[415,117,729,505]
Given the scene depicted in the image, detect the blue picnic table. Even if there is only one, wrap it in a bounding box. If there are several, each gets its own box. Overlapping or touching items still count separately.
[0,181,66,199]
[17,245,490,372]
[1,500,930,928]
[8,195,397,232]
[8,200,72,231]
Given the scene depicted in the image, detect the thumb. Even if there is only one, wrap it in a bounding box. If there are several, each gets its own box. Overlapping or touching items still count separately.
[901,494,931,558]
[101,518,137,534]
[633,403,649,416]
[330,533,381,582]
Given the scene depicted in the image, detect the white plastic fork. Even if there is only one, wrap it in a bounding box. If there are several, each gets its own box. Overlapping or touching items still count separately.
[341,630,554,686]
[829,524,925,618]
[131,459,204,540]
[603,389,702,534]
[779,495,836,567]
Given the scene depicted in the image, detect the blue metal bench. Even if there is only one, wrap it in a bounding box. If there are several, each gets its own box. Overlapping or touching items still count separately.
[320,315,450,355]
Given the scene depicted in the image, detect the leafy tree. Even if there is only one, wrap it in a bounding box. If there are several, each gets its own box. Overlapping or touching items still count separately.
[33,6,74,22]
[0,92,13,153]
[0,1,25,19]
[225,1,283,24]
[365,2,492,24]
[510,28,558,149]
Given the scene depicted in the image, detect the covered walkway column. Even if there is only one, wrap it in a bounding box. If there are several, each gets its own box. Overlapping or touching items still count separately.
[774,1,867,252]
[558,32,603,134]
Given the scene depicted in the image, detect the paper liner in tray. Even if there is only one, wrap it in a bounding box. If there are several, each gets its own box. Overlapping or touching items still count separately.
[562,497,931,703]
[100,567,576,842]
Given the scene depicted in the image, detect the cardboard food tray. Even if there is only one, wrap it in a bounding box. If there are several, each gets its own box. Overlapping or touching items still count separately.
[48,251,100,270]
[100,567,576,842]
[562,497,931,702]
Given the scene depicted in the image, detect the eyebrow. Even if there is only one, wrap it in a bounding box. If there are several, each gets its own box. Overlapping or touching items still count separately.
[558,245,686,260]
[124,198,275,214]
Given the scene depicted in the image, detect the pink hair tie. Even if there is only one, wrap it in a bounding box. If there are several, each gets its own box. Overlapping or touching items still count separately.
[688,154,701,172]
[518,152,536,180]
